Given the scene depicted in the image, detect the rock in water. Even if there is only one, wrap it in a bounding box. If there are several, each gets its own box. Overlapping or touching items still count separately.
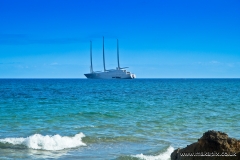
[171,130,240,160]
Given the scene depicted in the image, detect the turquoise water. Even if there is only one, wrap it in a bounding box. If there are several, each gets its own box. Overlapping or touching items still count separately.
[0,79,239,160]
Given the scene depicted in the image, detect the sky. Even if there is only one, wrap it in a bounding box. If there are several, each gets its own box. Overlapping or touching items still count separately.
[0,0,239,78]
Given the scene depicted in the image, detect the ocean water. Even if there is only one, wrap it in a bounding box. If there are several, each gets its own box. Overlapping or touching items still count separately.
[0,79,239,160]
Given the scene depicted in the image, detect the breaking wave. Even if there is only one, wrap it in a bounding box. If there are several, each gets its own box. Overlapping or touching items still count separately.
[132,146,174,160]
[0,132,86,151]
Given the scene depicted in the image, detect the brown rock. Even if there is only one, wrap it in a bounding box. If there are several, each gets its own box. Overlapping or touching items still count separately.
[171,130,240,160]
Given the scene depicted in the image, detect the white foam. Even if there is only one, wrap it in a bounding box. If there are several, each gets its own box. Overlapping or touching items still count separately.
[133,146,174,160]
[0,132,86,151]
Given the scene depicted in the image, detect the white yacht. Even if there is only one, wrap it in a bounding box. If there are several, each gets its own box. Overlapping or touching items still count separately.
[84,37,136,79]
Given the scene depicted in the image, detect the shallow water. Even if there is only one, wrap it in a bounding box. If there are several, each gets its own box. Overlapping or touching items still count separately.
[0,79,239,159]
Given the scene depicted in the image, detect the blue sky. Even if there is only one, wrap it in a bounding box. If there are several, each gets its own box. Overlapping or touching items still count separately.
[0,0,239,78]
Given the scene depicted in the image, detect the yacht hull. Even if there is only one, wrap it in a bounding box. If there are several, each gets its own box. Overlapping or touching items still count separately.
[84,70,135,79]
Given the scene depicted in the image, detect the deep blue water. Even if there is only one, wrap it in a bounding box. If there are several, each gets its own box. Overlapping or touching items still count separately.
[0,79,239,160]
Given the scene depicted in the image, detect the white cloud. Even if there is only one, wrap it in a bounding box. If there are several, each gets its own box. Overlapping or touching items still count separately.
[50,62,58,65]
[209,60,221,65]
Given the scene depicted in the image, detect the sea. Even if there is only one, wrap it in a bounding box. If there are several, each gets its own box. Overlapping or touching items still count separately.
[0,79,239,160]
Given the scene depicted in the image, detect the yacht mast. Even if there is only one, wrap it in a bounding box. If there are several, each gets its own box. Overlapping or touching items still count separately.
[90,41,93,73]
[103,36,106,71]
[117,39,120,70]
